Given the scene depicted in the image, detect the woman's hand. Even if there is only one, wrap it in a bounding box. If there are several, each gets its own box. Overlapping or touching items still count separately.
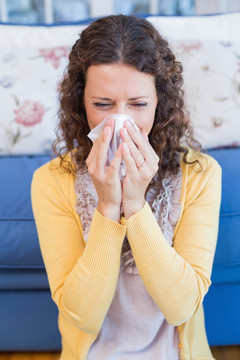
[86,118,122,222]
[120,120,159,219]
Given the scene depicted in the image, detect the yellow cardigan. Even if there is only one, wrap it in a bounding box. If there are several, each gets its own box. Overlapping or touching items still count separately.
[31,149,221,360]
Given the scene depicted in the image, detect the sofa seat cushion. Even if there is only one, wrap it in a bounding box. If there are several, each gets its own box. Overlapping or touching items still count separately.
[0,269,49,290]
[0,155,50,270]
[0,155,51,290]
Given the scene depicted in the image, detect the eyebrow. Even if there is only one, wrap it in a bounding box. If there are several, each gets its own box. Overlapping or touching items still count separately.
[91,96,149,101]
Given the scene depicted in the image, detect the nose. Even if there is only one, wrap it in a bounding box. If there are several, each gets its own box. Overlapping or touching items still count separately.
[114,103,128,115]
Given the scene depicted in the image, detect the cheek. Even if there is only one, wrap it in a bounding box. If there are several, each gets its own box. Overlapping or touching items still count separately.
[143,108,157,134]
[85,105,96,130]
[134,114,154,134]
[145,119,155,134]
[85,106,106,130]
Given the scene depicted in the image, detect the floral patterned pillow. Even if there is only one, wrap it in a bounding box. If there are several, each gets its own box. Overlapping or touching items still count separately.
[172,39,240,149]
[0,24,85,155]
[148,13,240,149]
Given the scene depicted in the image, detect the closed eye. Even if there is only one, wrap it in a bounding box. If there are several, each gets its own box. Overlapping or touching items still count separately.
[130,102,148,107]
[93,102,112,108]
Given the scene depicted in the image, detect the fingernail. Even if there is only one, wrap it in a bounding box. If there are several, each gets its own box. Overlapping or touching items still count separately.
[105,118,111,126]
[122,143,127,150]
[126,120,133,127]
[122,128,127,137]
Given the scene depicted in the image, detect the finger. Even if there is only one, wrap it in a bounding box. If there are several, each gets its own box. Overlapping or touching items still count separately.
[87,115,116,166]
[107,144,122,179]
[124,121,152,157]
[94,126,113,175]
[105,116,115,132]
[141,131,159,162]
[124,121,158,164]
[86,129,104,165]
[87,126,111,177]
[120,127,145,168]
[142,130,149,142]
[121,143,138,176]
[140,131,158,163]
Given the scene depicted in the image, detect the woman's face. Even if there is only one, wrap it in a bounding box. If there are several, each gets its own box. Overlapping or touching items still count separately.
[84,63,158,134]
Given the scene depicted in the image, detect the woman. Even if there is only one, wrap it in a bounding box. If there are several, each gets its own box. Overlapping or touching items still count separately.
[31,15,221,360]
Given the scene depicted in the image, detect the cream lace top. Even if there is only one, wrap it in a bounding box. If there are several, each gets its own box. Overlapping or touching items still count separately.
[74,167,182,359]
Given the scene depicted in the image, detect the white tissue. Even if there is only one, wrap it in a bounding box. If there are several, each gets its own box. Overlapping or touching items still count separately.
[88,114,139,179]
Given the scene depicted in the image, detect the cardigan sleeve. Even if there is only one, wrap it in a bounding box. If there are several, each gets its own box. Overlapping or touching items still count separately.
[121,154,222,326]
[31,162,126,334]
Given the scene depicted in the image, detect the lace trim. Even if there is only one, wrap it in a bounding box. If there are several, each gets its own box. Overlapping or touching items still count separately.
[152,170,182,241]
[74,166,98,243]
[74,162,182,273]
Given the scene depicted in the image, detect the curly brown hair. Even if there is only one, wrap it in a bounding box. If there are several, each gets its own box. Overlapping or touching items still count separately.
[53,14,201,185]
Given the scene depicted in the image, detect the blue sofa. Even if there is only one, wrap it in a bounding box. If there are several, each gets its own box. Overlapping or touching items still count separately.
[1,10,240,351]
[0,147,240,350]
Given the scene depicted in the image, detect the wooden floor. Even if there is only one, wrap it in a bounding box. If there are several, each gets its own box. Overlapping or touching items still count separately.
[211,346,240,359]
[0,346,240,360]
[0,354,60,360]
